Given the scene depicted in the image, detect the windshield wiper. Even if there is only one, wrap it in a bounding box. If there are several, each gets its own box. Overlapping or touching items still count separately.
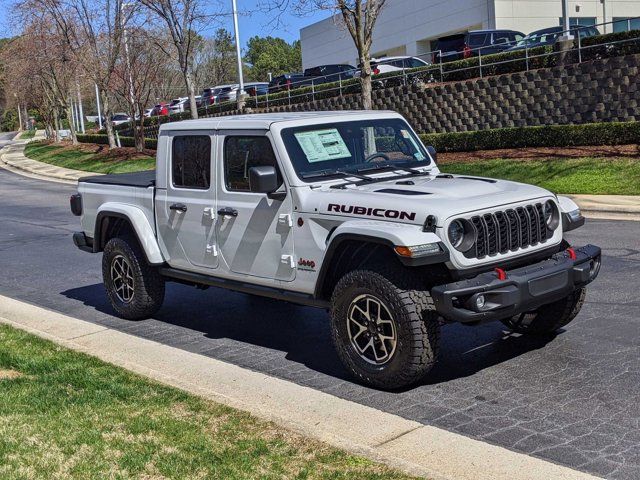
[301,169,374,182]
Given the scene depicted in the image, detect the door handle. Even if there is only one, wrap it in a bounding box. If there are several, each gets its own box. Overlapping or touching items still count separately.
[170,203,188,213]
[217,207,238,217]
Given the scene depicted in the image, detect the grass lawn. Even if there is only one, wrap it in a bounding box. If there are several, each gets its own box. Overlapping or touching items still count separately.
[24,141,155,174]
[0,324,414,480]
[440,157,640,195]
[19,130,35,140]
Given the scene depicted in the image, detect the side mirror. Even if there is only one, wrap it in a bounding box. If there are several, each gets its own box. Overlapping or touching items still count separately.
[426,145,437,163]
[249,166,279,194]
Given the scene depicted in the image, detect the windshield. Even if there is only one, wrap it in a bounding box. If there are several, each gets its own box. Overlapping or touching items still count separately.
[281,119,432,182]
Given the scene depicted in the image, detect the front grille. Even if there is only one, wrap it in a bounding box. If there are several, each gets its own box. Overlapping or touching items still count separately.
[464,203,549,259]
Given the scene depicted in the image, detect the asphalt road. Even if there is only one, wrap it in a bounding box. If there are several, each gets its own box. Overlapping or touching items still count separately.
[0,164,638,480]
[0,131,17,146]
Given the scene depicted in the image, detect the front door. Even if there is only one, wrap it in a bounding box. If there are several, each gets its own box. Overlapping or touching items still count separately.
[156,132,219,271]
[215,132,295,282]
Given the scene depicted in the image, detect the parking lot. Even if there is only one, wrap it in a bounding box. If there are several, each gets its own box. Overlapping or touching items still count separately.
[0,166,638,479]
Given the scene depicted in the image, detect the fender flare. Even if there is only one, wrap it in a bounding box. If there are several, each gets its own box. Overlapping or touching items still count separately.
[314,220,448,299]
[94,203,165,265]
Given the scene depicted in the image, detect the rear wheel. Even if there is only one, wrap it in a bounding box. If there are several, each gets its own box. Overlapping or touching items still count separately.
[102,236,165,320]
[330,267,440,390]
[501,288,586,335]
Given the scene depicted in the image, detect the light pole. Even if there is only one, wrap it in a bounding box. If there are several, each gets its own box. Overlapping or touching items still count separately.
[121,2,137,117]
[14,93,22,131]
[95,83,103,129]
[560,0,574,40]
[231,0,245,105]
[77,82,86,134]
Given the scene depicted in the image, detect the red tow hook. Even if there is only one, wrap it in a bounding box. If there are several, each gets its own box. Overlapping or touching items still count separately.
[567,247,577,260]
[494,267,507,280]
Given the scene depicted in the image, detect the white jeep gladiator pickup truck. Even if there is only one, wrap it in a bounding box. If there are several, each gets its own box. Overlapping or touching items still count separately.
[71,111,601,389]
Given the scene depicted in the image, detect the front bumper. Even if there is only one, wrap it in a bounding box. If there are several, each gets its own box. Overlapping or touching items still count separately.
[431,244,601,324]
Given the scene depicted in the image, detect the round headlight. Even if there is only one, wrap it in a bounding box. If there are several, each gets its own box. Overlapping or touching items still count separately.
[448,220,464,248]
[544,200,558,229]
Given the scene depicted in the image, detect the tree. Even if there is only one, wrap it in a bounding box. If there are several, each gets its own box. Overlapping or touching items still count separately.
[266,0,387,110]
[113,27,168,151]
[139,0,216,119]
[192,29,237,90]
[244,36,301,81]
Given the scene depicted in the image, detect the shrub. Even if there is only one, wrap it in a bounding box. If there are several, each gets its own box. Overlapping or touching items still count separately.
[419,121,640,152]
[580,28,640,61]
[77,134,157,150]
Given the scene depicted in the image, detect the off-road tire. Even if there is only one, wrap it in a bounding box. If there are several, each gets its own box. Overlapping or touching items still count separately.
[102,236,165,320]
[330,267,440,390]
[501,288,586,335]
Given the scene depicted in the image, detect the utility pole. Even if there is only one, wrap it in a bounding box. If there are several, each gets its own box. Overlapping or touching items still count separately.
[95,84,103,129]
[16,104,23,131]
[231,0,245,107]
[121,3,136,117]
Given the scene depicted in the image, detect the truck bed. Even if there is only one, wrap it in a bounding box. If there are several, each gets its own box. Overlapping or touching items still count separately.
[79,170,156,188]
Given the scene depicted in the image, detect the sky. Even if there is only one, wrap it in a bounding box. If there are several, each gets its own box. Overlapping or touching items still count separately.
[0,0,330,48]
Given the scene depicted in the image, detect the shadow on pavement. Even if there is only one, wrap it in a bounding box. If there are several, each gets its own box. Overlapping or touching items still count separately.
[62,282,557,389]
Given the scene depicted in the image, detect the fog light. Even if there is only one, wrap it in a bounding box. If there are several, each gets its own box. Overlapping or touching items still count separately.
[475,295,486,310]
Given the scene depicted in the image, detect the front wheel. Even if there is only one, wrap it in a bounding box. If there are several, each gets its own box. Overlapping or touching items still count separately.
[102,236,165,320]
[330,269,440,390]
[501,288,586,335]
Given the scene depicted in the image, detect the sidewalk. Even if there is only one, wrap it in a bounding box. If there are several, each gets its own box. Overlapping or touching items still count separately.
[0,294,601,480]
[1,136,639,219]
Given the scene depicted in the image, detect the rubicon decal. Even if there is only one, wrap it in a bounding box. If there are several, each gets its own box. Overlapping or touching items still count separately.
[328,204,416,221]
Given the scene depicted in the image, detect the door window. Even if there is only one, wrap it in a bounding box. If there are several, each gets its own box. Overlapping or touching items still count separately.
[172,135,211,189]
[224,136,281,191]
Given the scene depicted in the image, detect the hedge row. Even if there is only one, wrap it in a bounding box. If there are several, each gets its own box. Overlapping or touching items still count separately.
[81,121,640,155]
[419,121,640,152]
[77,134,158,150]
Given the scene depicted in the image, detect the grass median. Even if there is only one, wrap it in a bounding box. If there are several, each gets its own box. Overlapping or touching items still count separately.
[439,157,640,195]
[24,141,155,174]
[0,323,415,480]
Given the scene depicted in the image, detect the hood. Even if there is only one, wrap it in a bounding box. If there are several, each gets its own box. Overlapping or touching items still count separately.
[299,174,554,226]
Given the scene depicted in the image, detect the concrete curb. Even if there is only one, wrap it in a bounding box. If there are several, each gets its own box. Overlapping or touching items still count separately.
[0,294,601,480]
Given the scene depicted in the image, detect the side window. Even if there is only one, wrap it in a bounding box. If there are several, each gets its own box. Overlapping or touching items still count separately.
[172,135,211,189]
[467,33,487,48]
[224,136,281,192]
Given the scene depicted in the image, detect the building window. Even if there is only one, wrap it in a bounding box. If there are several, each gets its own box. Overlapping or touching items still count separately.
[559,17,596,28]
[172,135,211,189]
[613,17,640,33]
[224,136,281,192]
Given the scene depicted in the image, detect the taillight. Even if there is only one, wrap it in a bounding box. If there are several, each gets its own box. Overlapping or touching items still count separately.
[463,45,472,58]
[373,67,380,75]
[286,79,292,89]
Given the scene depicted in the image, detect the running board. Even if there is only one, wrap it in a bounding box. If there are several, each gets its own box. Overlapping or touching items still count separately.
[158,267,329,309]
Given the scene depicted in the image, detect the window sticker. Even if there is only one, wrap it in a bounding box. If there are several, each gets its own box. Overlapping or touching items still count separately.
[294,129,352,163]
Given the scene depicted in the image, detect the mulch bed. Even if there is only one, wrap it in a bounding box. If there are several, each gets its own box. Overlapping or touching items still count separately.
[439,144,640,163]
[38,140,155,162]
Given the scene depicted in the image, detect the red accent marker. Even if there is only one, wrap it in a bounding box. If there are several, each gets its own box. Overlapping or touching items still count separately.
[567,247,577,260]
[494,267,507,280]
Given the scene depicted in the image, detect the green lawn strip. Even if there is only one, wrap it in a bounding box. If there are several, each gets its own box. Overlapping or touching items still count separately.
[19,130,35,140]
[24,141,155,174]
[0,324,415,480]
[440,157,640,195]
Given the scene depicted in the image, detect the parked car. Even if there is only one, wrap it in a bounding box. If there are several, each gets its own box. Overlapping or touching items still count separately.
[71,110,601,390]
[201,85,235,105]
[303,64,357,84]
[507,25,601,51]
[143,108,154,118]
[168,97,189,114]
[111,113,131,126]
[245,83,270,97]
[268,73,306,93]
[151,102,169,116]
[217,82,269,103]
[370,56,431,75]
[434,29,525,62]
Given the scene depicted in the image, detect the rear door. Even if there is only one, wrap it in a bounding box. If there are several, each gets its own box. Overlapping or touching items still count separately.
[155,131,219,271]
[215,131,295,282]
